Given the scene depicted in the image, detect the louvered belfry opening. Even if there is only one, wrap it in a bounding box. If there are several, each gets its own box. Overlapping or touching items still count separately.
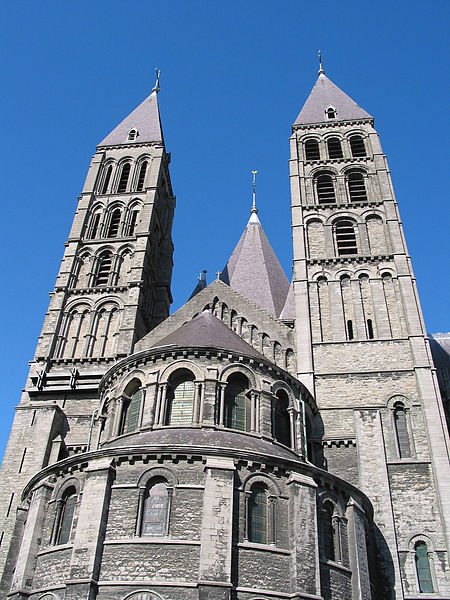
[107,209,121,237]
[117,162,131,193]
[316,173,336,204]
[335,219,357,255]
[327,137,343,159]
[136,161,148,191]
[348,171,368,202]
[305,139,320,161]
[349,134,366,157]
[95,252,113,286]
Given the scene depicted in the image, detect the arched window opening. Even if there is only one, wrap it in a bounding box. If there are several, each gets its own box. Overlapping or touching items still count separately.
[107,208,121,237]
[87,212,101,239]
[128,128,138,141]
[415,541,434,593]
[165,370,196,425]
[95,252,113,286]
[136,161,148,191]
[224,373,251,432]
[367,318,374,339]
[321,502,340,561]
[326,106,336,119]
[316,173,336,204]
[53,487,77,545]
[117,162,131,193]
[394,403,411,458]
[349,134,366,157]
[101,165,113,195]
[141,478,170,536]
[335,219,357,255]
[348,171,368,202]
[272,390,291,447]
[119,382,143,435]
[127,209,139,236]
[347,319,354,340]
[248,484,267,544]
[327,137,343,159]
[305,139,320,161]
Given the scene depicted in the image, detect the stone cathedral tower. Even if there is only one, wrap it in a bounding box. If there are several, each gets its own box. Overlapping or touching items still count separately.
[1,67,449,600]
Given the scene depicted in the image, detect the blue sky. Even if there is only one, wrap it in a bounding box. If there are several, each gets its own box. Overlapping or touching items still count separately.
[0,0,449,460]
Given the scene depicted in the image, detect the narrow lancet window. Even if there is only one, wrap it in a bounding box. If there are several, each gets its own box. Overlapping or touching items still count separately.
[117,162,131,193]
[272,390,291,447]
[415,541,434,593]
[95,252,113,286]
[101,165,113,194]
[224,374,251,432]
[53,487,77,545]
[120,387,143,434]
[394,402,411,458]
[136,161,148,191]
[107,209,121,237]
[141,479,170,536]
[248,484,267,544]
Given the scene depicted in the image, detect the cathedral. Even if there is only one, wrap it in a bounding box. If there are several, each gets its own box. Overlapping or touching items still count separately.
[1,64,449,600]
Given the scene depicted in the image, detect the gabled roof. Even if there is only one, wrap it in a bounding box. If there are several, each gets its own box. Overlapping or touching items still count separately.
[151,310,265,360]
[220,211,290,318]
[98,90,163,146]
[294,72,372,125]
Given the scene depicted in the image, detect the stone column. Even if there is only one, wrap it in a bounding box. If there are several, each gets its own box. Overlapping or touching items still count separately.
[198,457,235,600]
[65,458,115,600]
[287,472,320,598]
[9,482,53,595]
[347,498,372,600]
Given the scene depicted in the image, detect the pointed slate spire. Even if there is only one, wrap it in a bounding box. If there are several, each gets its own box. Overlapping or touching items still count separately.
[294,69,372,125]
[220,201,290,318]
[188,270,207,300]
[98,72,163,146]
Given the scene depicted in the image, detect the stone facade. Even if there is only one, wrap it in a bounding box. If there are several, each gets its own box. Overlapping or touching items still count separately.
[0,70,449,600]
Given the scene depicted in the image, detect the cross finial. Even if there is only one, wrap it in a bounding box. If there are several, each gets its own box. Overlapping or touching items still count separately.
[152,68,161,93]
[318,50,325,76]
[251,170,258,214]
[216,271,222,280]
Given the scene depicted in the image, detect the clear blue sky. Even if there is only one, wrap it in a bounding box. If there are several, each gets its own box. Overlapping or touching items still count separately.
[1,0,449,460]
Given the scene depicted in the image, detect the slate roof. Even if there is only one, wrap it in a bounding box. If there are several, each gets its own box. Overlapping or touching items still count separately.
[429,333,450,370]
[105,427,300,462]
[294,72,372,125]
[98,90,163,146]
[280,281,295,321]
[151,310,265,360]
[220,211,290,318]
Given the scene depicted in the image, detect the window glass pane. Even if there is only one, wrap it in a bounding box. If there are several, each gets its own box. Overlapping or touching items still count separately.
[58,493,76,544]
[126,389,143,433]
[394,406,411,458]
[167,380,195,425]
[142,481,169,536]
[415,542,434,592]
[249,487,267,543]
[322,504,335,561]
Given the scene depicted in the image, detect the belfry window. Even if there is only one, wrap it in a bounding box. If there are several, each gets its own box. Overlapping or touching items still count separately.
[117,162,131,193]
[394,402,411,458]
[136,161,148,191]
[321,502,340,562]
[165,370,196,425]
[87,211,101,239]
[141,479,170,536]
[107,208,121,237]
[272,389,291,447]
[347,171,368,202]
[326,106,336,119]
[95,252,113,286]
[248,484,268,544]
[335,219,357,255]
[327,137,343,159]
[305,139,320,161]
[415,541,434,593]
[101,165,113,194]
[316,173,336,204]
[224,373,251,432]
[126,209,139,236]
[52,487,77,545]
[349,134,366,157]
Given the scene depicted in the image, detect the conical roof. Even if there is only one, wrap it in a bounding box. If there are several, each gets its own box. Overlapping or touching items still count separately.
[294,72,372,125]
[220,211,290,318]
[151,310,264,360]
[98,90,163,146]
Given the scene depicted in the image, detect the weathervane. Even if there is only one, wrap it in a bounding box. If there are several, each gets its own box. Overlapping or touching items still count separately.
[251,170,258,214]
[152,68,161,93]
[318,50,325,75]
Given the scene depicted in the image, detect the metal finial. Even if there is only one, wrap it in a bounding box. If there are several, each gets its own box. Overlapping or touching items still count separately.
[251,170,258,214]
[152,68,161,93]
[199,270,207,282]
[318,50,325,76]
